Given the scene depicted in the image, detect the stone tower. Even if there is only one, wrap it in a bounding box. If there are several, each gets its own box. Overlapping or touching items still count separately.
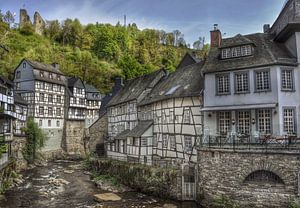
[19,9,32,28]
[33,12,45,35]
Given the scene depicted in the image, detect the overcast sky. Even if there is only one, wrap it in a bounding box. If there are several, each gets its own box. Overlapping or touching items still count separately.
[1,0,286,44]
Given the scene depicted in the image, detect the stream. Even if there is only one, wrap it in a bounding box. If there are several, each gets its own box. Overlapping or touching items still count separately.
[0,160,200,208]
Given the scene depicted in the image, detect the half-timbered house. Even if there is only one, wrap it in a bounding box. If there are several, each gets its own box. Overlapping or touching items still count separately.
[84,83,102,128]
[106,69,166,160]
[138,61,204,167]
[13,59,66,152]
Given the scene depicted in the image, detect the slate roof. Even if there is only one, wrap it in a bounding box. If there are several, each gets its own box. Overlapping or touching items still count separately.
[67,77,84,88]
[84,83,99,93]
[14,93,28,105]
[202,33,297,74]
[0,76,14,87]
[127,120,153,138]
[107,69,165,107]
[115,129,131,140]
[177,52,201,69]
[139,62,204,106]
[25,59,64,75]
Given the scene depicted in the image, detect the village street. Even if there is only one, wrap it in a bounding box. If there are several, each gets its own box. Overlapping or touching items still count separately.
[0,160,198,208]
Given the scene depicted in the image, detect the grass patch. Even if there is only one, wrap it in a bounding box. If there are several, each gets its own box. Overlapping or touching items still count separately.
[91,172,121,188]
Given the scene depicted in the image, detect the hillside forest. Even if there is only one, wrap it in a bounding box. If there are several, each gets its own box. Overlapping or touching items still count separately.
[0,10,209,94]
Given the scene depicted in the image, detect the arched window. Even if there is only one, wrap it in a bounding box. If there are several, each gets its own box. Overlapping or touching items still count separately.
[244,170,284,184]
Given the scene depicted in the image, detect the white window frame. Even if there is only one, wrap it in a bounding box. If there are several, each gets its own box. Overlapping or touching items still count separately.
[184,136,193,152]
[283,108,296,134]
[237,111,251,134]
[256,109,272,134]
[281,69,294,91]
[216,73,230,95]
[218,111,231,134]
[235,71,249,93]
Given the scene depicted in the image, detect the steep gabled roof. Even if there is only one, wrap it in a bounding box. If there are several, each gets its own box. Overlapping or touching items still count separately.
[177,52,201,68]
[107,69,166,107]
[25,59,64,75]
[84,83,99,93]
[202,33,297,74]
[67,76,84,88]
[139,62,204,106]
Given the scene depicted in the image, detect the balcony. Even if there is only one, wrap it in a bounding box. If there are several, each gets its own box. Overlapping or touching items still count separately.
[199,133,300,152]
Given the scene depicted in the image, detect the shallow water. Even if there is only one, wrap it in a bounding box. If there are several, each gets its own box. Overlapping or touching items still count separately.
[0,160,201,208]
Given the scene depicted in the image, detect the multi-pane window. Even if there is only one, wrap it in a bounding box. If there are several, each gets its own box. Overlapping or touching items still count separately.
[235,72,249,93]
[48,107,53,116]
[57,95,61,104]
[183,108,191,124]
[170,135,176,149]
[162,134,168,148]
[39,106,44,115]
[257,109,272,134]
[221,45,252,59]
[221,48,231,59]
[237,111,251,134]
[184,136,193,152]
[216,74,230,94]
[231,47,241,57]
[56,120,60,127]
[281,69,294,91]
[40,93,44,102]
[241,45,252,56]
[255,70,270,91]
[218,111,231,134]
[48,94,53,103]
[283,108,295,134]
[57,108,61,116]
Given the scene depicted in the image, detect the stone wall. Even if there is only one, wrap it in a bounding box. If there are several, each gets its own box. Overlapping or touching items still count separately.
[85,113,107,155]
[63,120,85,157]
[89,158,181,200]
[11,136,27,171]
[33,12,45,35]
[197,148,300,207]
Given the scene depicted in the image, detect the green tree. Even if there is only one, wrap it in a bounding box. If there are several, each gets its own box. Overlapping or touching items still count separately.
[24,117,48,163]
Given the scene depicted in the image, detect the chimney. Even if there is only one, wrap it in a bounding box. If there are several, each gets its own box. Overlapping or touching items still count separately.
[52,63,59,69]
[210,24,222,48]
[115,77,124,87]
[263,24,270,33]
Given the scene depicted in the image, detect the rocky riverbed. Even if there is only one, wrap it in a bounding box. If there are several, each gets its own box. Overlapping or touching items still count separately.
[0,160,199,208]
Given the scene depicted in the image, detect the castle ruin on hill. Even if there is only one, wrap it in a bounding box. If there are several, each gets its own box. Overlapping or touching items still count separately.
[19,9,45,35]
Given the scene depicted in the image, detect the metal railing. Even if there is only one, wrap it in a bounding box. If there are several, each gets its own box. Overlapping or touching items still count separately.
[199,133,300,151]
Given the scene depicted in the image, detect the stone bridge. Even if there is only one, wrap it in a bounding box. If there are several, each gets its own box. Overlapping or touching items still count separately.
[197,148,300,207]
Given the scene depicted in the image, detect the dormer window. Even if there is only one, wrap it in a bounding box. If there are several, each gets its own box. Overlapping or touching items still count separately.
[221,45,252,59]
[222,48,231,59]
[49,73,53,79]
[40,71,44,77]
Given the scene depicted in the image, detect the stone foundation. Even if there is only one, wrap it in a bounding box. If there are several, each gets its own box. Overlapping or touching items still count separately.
[85,114,107,155]
[11,135,27,171]
[197,148,300,207]
[63,120,86,157]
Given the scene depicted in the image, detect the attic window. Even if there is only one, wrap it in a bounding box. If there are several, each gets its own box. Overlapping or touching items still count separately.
[221,45,252,59]
[23,63,26,68]
[40,71,44,77]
